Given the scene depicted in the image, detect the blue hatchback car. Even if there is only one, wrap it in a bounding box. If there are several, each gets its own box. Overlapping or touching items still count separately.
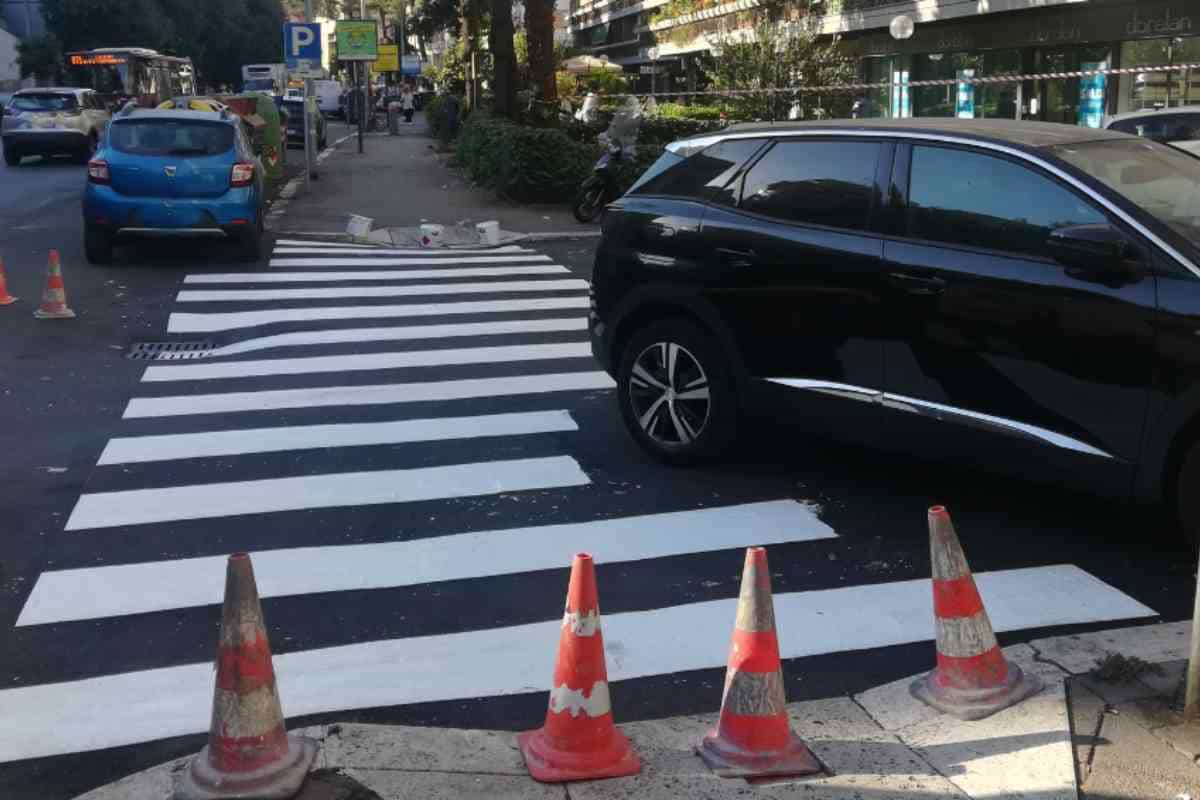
[82,107,265,264]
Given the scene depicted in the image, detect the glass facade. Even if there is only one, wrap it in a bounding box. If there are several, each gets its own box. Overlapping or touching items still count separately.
[1118,37,1200,112]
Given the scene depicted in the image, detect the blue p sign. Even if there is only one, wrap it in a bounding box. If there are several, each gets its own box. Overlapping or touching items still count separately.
[283,22,322,68]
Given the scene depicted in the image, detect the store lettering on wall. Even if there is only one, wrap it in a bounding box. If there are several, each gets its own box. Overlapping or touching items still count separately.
[1126,9,1192,37]
[1027,17,1081,45]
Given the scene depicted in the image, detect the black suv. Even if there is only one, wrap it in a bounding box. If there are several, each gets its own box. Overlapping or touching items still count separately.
[590,118,1200,538]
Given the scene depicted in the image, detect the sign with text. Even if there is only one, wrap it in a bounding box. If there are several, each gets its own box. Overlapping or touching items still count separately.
[371,44,399,74]
[402,55,421,76]
[336,19,379,61]
[283,22,324,77]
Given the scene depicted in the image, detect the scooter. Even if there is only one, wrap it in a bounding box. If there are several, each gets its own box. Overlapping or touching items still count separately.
[573,140,623,223]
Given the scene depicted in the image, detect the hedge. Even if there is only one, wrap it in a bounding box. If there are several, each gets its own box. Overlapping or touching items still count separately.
[456,112,596,203]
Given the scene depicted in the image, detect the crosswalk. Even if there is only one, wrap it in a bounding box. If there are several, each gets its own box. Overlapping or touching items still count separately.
[0,240,1158,766]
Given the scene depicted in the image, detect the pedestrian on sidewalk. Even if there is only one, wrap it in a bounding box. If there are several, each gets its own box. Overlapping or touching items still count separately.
[401,84,415,124]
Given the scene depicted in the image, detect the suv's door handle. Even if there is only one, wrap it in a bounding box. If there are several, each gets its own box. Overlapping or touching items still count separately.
[717,247,756,266]
[888,272,946,295]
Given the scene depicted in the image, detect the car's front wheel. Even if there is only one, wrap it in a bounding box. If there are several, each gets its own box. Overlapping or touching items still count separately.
[616,319,737,465]
[3,143,20,167]
[84,225,113,265]
[76,132,98,164]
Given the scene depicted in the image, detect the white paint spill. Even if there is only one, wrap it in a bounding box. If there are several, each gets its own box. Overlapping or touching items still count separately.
[19,501,832,625]
[0,565,1154,762]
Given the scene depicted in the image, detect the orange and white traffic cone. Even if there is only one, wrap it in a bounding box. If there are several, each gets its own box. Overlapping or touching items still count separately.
[518,553,641,783]
[910,506,1043,720]
[33,250,75,319]
[697,546,822,779]
[0,257,16,305]
[175,553,317,800]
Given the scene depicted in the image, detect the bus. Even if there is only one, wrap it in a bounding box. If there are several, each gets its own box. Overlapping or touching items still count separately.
[64,48,196,109]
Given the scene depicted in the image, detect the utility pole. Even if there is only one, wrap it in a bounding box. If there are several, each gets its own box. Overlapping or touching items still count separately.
[303,0,317,183]
[357,0,366,153]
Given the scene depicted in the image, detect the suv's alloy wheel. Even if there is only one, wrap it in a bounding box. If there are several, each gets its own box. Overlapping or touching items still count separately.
[629,341,711,447]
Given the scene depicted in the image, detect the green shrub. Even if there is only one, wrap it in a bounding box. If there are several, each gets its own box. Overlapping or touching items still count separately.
[654,102,726,121]
[457,113,596,203]
[425,94,466,145]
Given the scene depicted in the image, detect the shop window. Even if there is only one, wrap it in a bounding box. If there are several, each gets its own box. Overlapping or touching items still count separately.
[1119,37,1200,113]
[1035,45,1111,127]
[909,50,1021,120]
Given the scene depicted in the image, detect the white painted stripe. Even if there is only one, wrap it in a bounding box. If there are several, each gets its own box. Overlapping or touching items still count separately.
[64,455,589,530]
[185,265,570,283]
[207,318,588,358]
[0,565,1153,762]
[274,239,375,248]
[270,255,553,267]
[168,296,590,333]
[177,279,588,303]
[272,241,535,254]
[272,246,534,255]
[124,371,616,418]
[20,501,833,624]
[142,342,593,382]
[97,409,580,466]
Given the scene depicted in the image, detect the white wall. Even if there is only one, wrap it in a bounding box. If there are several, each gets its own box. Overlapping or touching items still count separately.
[0,25,22,91]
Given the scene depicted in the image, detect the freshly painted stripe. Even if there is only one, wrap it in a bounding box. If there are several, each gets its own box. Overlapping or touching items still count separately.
[20,501,833,624]
[142,342,593,382]
[270,255,553,267]
[64,455,589,530]
[273,246,533,255]
[206,318,588,358]
[184,265,570,284]
[168,296,590,333]
[0,565,1153,762]
[124,371,616,418]
[176,279,589,303]
[97,409,580,466]
[272,240,534,254]
[274,239,377,248]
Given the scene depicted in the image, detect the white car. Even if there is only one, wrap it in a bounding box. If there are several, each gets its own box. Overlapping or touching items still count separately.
[2,88,111,166]
[312,80,342,117]
[1105,106,1200,157]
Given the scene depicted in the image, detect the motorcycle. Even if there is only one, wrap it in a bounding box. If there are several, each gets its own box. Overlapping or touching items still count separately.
[573,140,623,223]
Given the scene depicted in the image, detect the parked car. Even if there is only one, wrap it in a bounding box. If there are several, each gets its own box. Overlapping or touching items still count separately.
[82,107,265,263]
[312,80,342,116]
[281,97,327,149]
[2,88,110,166]
[1105,106,1200,157]
[590,118,1200,540]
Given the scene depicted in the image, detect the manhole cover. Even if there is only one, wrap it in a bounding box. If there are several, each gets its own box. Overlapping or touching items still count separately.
[127,341,216,361]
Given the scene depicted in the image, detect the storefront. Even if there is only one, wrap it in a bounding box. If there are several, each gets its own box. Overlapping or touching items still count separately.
[847,0,1197,126]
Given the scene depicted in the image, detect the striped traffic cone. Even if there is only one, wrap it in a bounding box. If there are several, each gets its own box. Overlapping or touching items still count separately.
[518,553,641,782]
[33,250,75,319]
[175,553,317,800]
[0,257,15,305]
[910,506,1043,720]
[698,547,822,779]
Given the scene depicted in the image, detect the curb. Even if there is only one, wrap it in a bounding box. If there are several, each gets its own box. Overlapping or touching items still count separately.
[73,621,1191,800]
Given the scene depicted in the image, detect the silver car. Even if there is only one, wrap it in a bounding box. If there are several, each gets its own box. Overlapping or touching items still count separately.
[2,88,110,166]
[1104,106,1200,158]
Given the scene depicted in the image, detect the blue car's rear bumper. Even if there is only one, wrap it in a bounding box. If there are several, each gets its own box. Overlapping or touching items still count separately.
[83,185,260,235]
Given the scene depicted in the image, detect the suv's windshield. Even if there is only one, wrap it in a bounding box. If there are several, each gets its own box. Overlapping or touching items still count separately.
[109,120,234,156]
[1052,138,1200,252]
[12,94,77,112]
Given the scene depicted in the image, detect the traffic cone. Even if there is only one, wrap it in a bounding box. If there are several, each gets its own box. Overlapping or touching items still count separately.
[697,547,822,779]
[0,257,15,305]
[175,553,317,800]
[33,250,75,319]
[910,506,1043,720]
[518,553,641,782]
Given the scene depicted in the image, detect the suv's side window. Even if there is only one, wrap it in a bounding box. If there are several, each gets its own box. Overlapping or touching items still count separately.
[738,139,879,231]
[631,138,763,201]
[907,145,1106,260]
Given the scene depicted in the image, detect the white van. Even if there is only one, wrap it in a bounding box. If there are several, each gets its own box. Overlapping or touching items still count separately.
[312,81,343,117]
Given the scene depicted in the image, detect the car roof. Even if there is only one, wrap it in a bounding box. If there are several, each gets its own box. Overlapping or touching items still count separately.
[112,109,233,124]
[1106,105,1200,124]
[720,117,1129,149]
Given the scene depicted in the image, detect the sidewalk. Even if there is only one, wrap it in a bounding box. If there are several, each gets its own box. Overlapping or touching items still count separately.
[270,114,592,240]
[76,621,1200,800]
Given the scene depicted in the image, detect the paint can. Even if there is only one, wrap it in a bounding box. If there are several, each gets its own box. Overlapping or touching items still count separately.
[476,220,501,246]
[346,214,373,241]
[420,223,445,247]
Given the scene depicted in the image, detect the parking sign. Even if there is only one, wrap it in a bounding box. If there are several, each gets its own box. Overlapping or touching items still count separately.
[283,22,323,78]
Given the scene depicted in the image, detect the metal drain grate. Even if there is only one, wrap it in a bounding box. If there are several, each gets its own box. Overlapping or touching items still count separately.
[126,341,216,361]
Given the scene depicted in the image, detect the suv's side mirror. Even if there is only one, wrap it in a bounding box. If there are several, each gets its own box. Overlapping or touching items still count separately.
[1047,224,1135,277]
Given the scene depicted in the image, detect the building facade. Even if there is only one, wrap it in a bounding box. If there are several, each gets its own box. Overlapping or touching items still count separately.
[567,0,1198,125]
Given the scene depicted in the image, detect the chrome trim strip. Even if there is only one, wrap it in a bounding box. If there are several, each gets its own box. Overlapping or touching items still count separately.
[767,377,1114,459]
[119,227,227,238]
[705,128,1200,280]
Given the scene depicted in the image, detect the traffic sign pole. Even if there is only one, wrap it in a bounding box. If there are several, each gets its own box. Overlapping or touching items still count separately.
[304,0,314,185]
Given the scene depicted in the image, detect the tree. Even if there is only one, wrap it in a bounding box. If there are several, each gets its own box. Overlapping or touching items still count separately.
[41,0,174,52]
[523,0,555,105]
[488,0,516,116]
[17,33,63,84]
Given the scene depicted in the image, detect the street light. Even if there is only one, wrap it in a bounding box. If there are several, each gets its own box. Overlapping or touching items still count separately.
[889,14,914,41]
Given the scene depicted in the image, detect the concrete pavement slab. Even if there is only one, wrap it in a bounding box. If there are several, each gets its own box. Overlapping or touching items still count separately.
[321,723,527,774]
[348,769,567,800]
[1068,682,1106,785]
[1029,622,1191,675]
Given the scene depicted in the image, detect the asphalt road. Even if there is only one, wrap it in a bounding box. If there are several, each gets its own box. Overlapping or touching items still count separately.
[0,144,1194,800]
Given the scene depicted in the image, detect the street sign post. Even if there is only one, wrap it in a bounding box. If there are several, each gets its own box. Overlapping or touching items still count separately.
[337,19,378,154]
[284,21,323,185]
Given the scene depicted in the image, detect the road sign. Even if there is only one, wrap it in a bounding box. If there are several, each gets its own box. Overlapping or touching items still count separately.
[402,55,421,76]
[371,44,398,74]
[336,19,379,61]
[283,22,324,77]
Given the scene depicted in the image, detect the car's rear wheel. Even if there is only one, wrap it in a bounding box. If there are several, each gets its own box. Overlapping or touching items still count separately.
[3,143,20,167]
[239,214,264,262]
[616,319,737,465]
[1174,439,1200,547]
[84,225,113,265]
